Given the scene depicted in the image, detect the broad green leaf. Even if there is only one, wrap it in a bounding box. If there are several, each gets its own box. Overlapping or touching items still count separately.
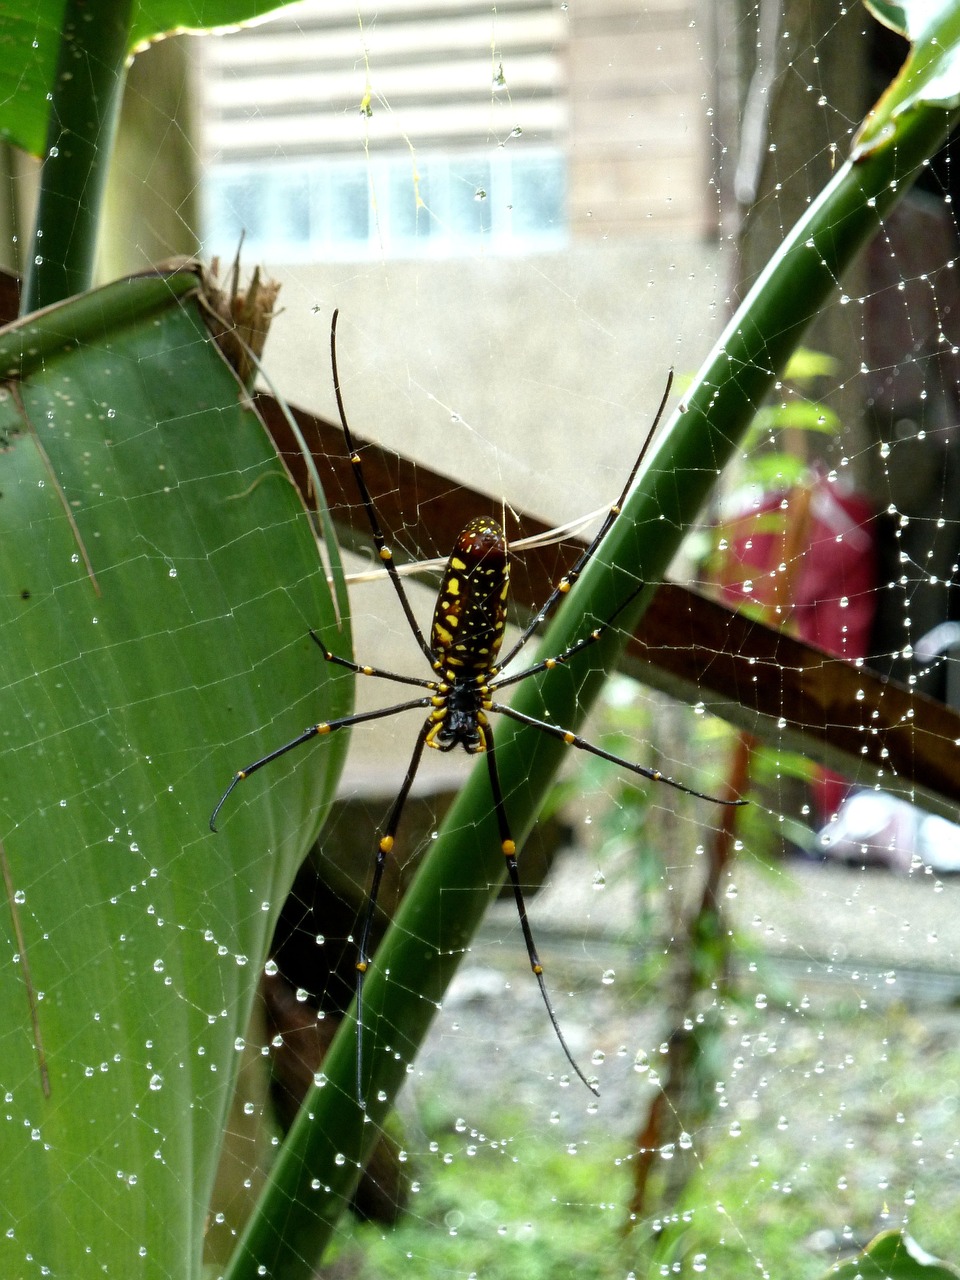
[857,0,960,157]
[863,0,911,32]
[863,1,951,40]
[824,1229,960,1280]
[0,264,349,1277]
[1,0,296,157]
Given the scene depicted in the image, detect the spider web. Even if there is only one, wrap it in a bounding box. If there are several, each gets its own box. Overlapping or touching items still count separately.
[5,2,960,1278]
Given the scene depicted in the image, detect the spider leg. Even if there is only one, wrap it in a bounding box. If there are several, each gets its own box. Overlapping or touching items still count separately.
[482,719,600,1096]
[490,580,646,692]
[490,702,746,808]
[209,696,434,832]
[354,718,432,1105]
[496,370,673,671]
[330,311,435,665]
[310,629,439,690]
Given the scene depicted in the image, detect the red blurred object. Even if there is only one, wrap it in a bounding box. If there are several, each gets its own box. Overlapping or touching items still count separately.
[713,468,877,819]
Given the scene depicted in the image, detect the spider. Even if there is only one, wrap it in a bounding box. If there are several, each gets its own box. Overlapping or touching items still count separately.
[210,311,745,1099]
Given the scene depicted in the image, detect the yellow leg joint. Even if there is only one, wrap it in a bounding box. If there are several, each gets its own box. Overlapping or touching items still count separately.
[380,835,395,854]
[502,839,516,856]
[356,960,368,973]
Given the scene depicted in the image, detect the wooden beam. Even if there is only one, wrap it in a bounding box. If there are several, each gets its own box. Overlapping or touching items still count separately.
[259,392,960,819]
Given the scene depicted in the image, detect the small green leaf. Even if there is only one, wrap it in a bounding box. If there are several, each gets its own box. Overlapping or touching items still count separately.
[784,347,841,383]
[824,1229,960,1280]
[741,452,812,491]
[752,401,842,436]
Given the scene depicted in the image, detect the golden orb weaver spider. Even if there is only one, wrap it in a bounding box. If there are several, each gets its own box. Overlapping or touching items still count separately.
[210,310,745,1099]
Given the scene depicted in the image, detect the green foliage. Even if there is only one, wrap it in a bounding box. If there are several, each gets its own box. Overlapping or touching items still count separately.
[335,1126,633,1280]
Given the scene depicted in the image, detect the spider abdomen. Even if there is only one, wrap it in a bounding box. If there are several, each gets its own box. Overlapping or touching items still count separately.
[430,517,509,674]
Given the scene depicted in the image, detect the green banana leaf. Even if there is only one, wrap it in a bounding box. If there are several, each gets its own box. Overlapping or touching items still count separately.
[9,0,309,312]
[225,4,960,1276]
[1,0,295,158]
[0,263,350,1277]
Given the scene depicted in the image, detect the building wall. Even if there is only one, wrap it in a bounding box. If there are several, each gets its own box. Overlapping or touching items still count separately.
[568,0,712,237]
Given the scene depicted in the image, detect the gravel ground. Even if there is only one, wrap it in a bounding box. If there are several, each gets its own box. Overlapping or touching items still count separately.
[403,845,960,1125]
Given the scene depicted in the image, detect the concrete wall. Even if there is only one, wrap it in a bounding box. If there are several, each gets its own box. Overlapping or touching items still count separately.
[257,232,727,789]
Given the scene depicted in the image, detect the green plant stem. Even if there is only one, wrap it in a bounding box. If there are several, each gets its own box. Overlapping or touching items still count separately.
[21,0,135,314]
[225,61,960,1280]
